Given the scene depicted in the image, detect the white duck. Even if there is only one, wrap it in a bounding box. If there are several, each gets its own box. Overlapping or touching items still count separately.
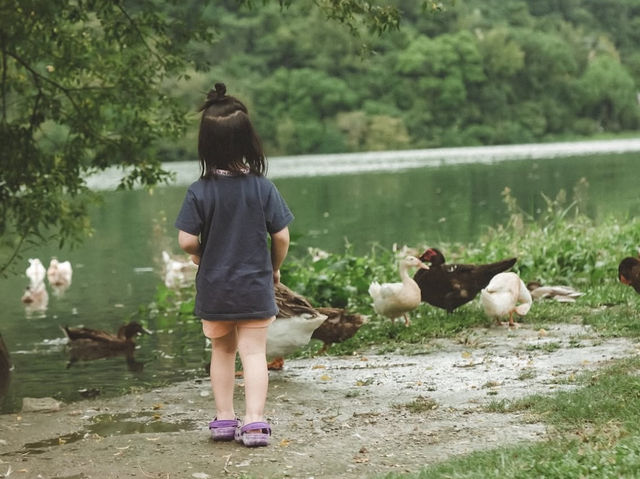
[162,250,197,289]
[26,258,46,289]
[47,258,73,295]
[480,272,532,327]
[21,283,49,316]
[527,281,583,303]
[368,255,429,326]
[266,283,328,369]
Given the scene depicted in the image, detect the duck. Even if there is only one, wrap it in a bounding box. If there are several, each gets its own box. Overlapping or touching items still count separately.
[26,258,46,289]
[527,281,584,302]
[312,307,368,353]
[266,282,328,369]
[162,250,198,289]
[413,248,517,313]
[480,272,532,327]
[61,321,150,370]
[21,283,49,315]
[618,256,640,294]
[368,255,429,326]
[47,258,73,295]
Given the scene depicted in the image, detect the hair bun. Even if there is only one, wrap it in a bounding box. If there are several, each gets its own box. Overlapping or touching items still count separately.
[214,83,226,97]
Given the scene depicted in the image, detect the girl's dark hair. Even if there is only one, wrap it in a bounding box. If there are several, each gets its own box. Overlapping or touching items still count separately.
[197,83,266,178]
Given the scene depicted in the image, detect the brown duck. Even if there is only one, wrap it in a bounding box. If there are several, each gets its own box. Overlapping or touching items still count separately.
[269,284,366,364]
[618,256,640,294]
[61,321,150,370]
[312,307,367,353]
[413,248,517,313]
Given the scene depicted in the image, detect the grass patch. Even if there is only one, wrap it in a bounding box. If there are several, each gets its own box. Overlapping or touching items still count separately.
[522,341,562,353]
[395,396,439,414]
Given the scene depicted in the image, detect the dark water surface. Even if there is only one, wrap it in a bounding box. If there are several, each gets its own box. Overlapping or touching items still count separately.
[1,148,639,413]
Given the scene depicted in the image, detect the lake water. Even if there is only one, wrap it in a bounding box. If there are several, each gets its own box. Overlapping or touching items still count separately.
[1,139,640,413]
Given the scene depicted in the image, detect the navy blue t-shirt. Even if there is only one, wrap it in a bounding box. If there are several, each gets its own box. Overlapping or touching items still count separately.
[174,173,293,320]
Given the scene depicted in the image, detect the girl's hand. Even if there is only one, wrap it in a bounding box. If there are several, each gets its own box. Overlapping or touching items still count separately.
[190,254,200,265]
[273,269,281,285]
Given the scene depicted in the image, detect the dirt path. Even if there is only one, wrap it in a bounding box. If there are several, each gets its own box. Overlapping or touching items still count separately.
[1,324,637,479]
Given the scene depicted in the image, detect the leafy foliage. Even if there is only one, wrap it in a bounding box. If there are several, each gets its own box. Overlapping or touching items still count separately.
[0,0,216,273]
[0,0,413,273]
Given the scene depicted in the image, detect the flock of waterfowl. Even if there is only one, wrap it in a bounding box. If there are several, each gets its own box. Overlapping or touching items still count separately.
[21,257,73,315]
[12,248,640,376]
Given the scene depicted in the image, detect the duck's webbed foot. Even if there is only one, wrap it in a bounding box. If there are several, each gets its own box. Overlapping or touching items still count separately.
[267,357,285,370]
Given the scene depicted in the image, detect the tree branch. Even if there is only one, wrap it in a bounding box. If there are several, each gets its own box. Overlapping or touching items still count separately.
[7,50,84,117]
[0,233,26,277]
[115,4,167,68]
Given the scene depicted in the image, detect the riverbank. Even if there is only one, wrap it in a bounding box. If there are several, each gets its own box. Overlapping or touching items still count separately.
[85,137,640,190]
[1,323,637,479]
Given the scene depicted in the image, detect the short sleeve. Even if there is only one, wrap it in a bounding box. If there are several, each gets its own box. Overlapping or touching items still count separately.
[265,183,294,234]
[174,188,203,235]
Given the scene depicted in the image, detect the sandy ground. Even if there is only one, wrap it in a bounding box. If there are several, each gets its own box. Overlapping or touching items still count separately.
[1,323,638,479]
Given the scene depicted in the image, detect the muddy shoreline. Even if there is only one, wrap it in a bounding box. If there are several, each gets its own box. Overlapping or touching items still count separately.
[1,324,637,479]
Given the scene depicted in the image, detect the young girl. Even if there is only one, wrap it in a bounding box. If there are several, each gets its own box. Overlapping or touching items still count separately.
[175,83,293,447]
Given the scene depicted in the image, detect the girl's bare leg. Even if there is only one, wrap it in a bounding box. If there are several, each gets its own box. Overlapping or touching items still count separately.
[237,325,269,426]
[209,327,239,421]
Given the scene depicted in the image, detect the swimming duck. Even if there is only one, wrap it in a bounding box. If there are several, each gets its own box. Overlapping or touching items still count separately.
[47,258,73,295]
[61,321,150,370]
[480,272,532,327]
[162,250,197,289]
[21,283,49,316]
[618,256,640,294]
[413,248,517,313]
[47,258,72,284]
[312,307,368,353]
[368,255,429,326]
[26,258,46,289]
[527,281,584,302]
[267,283,327,369]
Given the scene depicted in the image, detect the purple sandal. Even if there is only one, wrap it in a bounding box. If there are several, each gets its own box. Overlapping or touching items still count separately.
[209,418,238,441]
[234,421,271,447]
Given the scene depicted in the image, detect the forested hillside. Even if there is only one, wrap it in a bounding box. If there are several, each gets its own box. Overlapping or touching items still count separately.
[163,0,640,159]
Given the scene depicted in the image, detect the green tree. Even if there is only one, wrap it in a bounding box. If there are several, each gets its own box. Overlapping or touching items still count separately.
[0,0,416,274]
[577,55,639,130]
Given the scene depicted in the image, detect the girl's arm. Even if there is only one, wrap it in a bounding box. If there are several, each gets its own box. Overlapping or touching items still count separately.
[178,230,201,264]
[270,226,290,285]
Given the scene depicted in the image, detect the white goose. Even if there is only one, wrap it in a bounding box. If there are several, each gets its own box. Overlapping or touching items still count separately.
[26,258,46,289]
[47,258,73,295]
[480,272,532,327]
[368,255,429,326]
